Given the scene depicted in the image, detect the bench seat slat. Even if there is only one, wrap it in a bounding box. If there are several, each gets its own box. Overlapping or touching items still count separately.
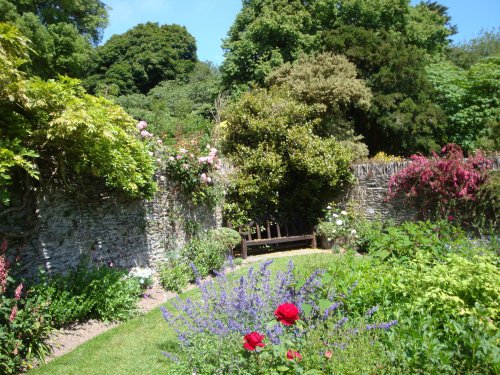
[246,235,314,246]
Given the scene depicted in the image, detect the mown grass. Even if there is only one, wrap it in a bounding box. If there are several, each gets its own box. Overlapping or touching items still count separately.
[30,253,342,375]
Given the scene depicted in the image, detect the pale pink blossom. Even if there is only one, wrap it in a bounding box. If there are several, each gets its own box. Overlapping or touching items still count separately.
[157,139,163,145]
[9,306,17,322]
[200,173,207,181]
[156,158,162,164]
[140,130,150,137]
[137,121,147,130]
[14,283,23,300]
[169,156,175,161]
[207,177,212,183]
[179,148,188,154]
[176,155,182,160]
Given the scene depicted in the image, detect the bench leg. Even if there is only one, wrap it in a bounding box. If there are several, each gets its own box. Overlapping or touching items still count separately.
[241,239,248,259]
[311,231,317,249]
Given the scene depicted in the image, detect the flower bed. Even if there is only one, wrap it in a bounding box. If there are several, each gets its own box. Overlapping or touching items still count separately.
[161,259,396,373]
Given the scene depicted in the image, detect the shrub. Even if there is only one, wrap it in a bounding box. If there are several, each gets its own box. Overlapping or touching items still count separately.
[158,259,191,293]
[0,240,52,374]
[161,260,395,374]
[328,235,500,373]
[128,266,154,289]
[364,220,466,262]
[162,142,222,206]
[316,203,363,251]
[179,227,241,279]
[387,144,493,224]
[30,261,142,327]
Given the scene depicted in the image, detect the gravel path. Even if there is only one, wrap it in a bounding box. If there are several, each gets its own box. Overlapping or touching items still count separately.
[44,248,331,362]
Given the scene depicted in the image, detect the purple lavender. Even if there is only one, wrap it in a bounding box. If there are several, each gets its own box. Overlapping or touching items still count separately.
[365,305,379,318]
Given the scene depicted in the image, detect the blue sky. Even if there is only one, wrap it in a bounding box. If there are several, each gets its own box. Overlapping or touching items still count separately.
[102,0,500,65]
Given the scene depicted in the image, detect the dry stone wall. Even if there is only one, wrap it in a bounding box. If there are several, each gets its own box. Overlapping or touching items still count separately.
[348,156,500,221]
[1,178,220,277]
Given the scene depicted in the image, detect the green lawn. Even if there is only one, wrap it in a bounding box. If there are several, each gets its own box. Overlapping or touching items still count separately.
[30,253,338,375]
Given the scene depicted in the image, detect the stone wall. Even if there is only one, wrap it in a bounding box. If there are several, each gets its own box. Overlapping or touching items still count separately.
[348,156,500,221]
[347,161,417,221]
[1,178,220,276]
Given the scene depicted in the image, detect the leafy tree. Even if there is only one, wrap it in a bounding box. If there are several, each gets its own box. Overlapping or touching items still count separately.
[115,62,221,144]
[221,87,354,225]
[0,23,156,207]
[0,0,107,79]
[222,0,453,88]
[85,22,198,95]
[221,0,454,155]
[266,52,371,158]
[447,28,500,69]
[322,25,449,155]
[426,57,500,151]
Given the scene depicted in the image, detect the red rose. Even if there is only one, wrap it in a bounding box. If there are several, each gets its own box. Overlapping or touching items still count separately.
[275,303,300,326]
[325,350,333,359]
[286,350,302,361]
[243,332,265,351]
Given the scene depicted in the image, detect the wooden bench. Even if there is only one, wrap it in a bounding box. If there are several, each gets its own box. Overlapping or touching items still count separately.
[230,219,317,259]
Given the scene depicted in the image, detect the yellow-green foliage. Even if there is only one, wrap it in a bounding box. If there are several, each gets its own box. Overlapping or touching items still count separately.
[221,87,354,224]
[371,151,404,163]
[0,23,156,202]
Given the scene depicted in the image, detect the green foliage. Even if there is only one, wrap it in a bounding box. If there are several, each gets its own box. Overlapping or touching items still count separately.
[222,0,452,90]
[221,86,354,224]
[447,29,500,69]
[160,227,240,292]
[0,0,107,78]
[266,52,371,158]
[331,220,500,373]
[0,23,157,203]
[180,227,241,278]
[115,62,221,144]
[222,0,454,155]
[363,220,466,262]
[158,259,191,293]
[426,57,500,151]
[85,22,197,95]
[1,242,52,374]
[322,24,448,155]
[30,262,142,327]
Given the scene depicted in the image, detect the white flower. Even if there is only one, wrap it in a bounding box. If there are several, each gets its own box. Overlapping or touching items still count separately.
[332,213,339,218]
[350,229,357,235]
[326,205,332,210]
[341,210,347,215]
[335,219,343,226]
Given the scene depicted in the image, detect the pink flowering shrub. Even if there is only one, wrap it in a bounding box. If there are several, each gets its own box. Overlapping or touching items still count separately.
[163,141,222,206]
[388,144,492,221]
[0,240,52,374]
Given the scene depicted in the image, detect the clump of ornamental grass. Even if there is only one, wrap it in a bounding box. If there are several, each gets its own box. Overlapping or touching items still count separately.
[161,260,396,374]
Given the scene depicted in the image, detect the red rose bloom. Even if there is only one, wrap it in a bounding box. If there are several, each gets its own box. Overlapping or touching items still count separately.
[286,350,302,361]
[243,332,265,351]
[275,303,300,326]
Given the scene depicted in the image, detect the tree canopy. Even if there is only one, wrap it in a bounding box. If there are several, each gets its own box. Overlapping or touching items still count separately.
[0,23,156,206]
[0,0,108,79]
[221,0,455,155]
[84,22,198,95]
